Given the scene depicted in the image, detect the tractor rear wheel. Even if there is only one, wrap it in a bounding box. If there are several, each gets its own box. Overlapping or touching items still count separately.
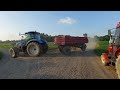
[62,46,71,55]
[101,55,109,66]
[9,47,19,58]
[27,42,42,57]
[116,55,120,79]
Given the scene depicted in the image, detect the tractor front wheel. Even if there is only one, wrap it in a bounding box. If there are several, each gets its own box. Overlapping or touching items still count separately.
[116,55,120,79]
[101,55,109,66]
[27,42,42,57]
[9,47,19,58]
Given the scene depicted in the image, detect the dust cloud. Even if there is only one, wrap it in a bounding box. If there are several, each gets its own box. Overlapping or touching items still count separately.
[86,37,97,50]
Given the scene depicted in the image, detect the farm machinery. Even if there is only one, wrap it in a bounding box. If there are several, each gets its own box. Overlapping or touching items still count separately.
[9,31,48,58]
[101,22,120,78]
[54,34,88,55]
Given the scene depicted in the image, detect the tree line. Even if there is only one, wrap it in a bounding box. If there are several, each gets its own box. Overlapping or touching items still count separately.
[94,35,110,41]
[0,33,92,42]
[40,33,54,42]
[0,33,55,42]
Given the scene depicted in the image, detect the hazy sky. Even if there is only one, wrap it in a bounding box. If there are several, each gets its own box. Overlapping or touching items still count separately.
[0,11,120,41]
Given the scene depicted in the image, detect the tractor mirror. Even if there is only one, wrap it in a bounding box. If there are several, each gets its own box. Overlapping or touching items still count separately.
[19,33,21,36]
[108,30,111,36]
[19,33,25,36]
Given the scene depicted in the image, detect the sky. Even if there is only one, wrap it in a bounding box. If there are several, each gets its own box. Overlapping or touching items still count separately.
[0,11,120,41]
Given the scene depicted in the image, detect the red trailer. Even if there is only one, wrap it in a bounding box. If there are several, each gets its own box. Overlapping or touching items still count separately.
[54,34,88,55]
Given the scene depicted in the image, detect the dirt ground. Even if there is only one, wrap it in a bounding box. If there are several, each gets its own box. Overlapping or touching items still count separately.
[0,40,118,79]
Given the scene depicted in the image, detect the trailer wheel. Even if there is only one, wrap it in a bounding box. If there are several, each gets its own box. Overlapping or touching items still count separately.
[62,46,71,55]
[116,55,120,79]
[58,46,63,53]
[9,47,19,58]
[59,48,62,52]
[81,44,86,51]
[101,55,109,66]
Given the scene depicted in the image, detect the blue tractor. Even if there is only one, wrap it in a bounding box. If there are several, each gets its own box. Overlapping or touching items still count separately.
[9,31,48,58]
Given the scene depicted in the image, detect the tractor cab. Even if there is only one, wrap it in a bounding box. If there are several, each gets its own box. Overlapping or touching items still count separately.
[108,22,120,59]
[24,31,41,41]
[108,22,120,46]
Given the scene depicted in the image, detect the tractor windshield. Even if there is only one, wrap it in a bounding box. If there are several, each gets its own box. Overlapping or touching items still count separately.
[113,27,120,45]
[25,34,34,40]
[115,28,120,39]
[34,33,41,40]
[111,30,115,39]
[24,33,41,40]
